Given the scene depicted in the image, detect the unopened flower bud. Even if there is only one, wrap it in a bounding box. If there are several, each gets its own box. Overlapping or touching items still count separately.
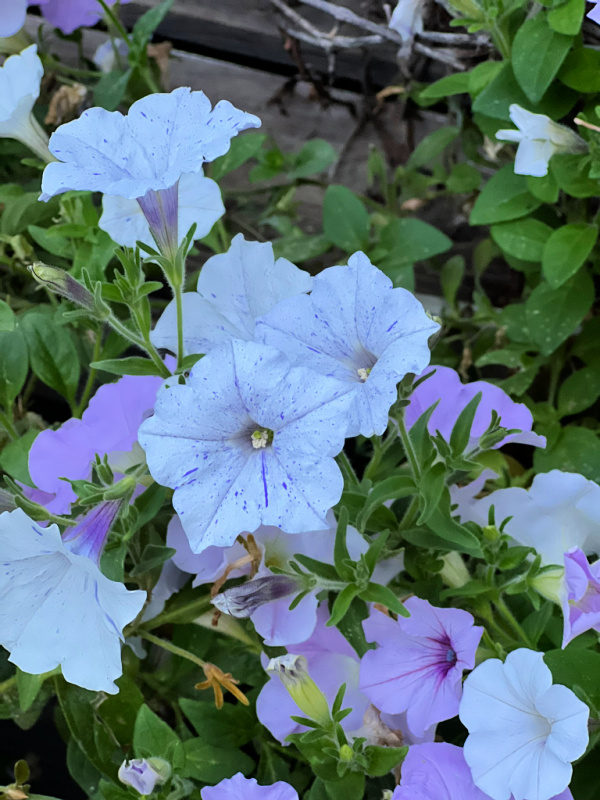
[212,574,303,618]
[28,263,94,310]
[439,551,470,589]
[339,744,353,762]
[267,654,331,727]
[118,758,171,795]
[531,567,564,605]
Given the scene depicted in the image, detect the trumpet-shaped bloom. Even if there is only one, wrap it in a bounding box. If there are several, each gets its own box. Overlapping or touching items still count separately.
[151,235,312,356]
[29,373,163,514]
[359,598,483,737]
[139,339,350,553]
[460,649,589,800]
[392,743,574,800]
[406,366,546,452]
[0,508,145,693]
[118,758,170,796]
[496,105,587,178]
[201,774,298,800]
[389,0,424,42]
[41,88,260,201]
[561,548,600,647]
[257,252,438,437]
[0,45,51,162]
[100,171,224,249]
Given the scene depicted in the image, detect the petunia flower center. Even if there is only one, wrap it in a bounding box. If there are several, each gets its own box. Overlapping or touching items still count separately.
[357,367,371,382]
[251,428,274,449]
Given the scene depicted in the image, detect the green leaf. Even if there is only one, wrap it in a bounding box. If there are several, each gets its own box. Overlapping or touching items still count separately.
[446,163,481,193]
[491,218,552,262]
[328,584,360,627]
[473,64,576,121]
[333,597,371,657]
[20,313,80,405]
[180,739,254,782]
[364,745,408,777]
[407,127,459,170]
[180,698,257,748]
[417,461,447,525]
[558,368,600,417]
[541,224,597,287]
[544,648,600,709]
[534,427,600,482]
[129,544,177,577]
[373,217,452,275]
[322,186,369,252]
[0,300,14,331]
[423,491,483,556]
[559,47,600,92]
[355,475,415,533]
[441,256,464,308]
[550,154,600,198]
[211,133,267,181]
[548,0,584,34]
[511,15,573,103]
[93,69,133,111]
[28,225,72,258]
[1,193,56,236]
[90,357,166,377]
[470,165,541,225]
[0,429,37,485]
[288,139,337,180]
[294,554,340,582]
[322,769,365,800]
[525,269,594,355]
[133,705,181,760]
[333,507,354,583]
[419,72,471,100]
[0,329,28,409]
[132,0,175,45]
[526,171,559,203]
[16,668,45,712]
[359,582,408,617]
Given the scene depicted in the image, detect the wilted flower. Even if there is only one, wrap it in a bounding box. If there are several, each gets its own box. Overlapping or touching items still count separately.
[460,648,589,800]
[406,365,546,452]
[496,105,587,177]
[0,508,145,692]
[212,574,305,618]
[139,339,350,553]
[118,758,170,795]
[389,0,424,42]
[0,45,52,163]
[257,252,438,437]
[359,598,483,737]
[201,774,298,800]
[151,234,312,357]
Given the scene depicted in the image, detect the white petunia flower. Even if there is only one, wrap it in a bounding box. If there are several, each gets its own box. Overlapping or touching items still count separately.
[496,104,587,178]
[389,0,424,42]
[460,649,589,800]
[0,45,52,162]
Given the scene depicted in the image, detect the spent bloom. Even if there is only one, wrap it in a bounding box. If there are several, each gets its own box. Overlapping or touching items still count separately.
[0,45,52,163]
[406,365,546,452]
[460,648,589,800]
[0,508,145,693]
[496,105,587,177]
[29,373,163,514]
[257,251,438,437]
[359,597,483,737]
[40,88,260,258]
[118,758,170,796]
[389,0,424,42]
[201,774,298,800]
[151,234,312,357]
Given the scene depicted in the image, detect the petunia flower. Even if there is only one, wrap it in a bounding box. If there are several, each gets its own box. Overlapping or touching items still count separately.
[41,0,130,36]
[405,365,546,452]
[561,548,600,648]
[99,171,225,250]
[151,234,312,357]
[588,1,600,23]
[359,597,483,737]
[29,373,163,515]
[0,0,33,37]
[201,773,298,800]
[389,0,424,42]
[138,339,351,553]
[460,648,589,800]
[392,742,574,800]
[0,507,145,693]
[118,758,170,795]
[257,251,438,437]
[40,88,260,258]
[496,105,587,178]
[0,45,52,163]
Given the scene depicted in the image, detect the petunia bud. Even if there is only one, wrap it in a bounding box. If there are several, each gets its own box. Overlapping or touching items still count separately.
[118,758,171,795]
[439,552,470,589]
[28,262,94,310]
[267,654,331,727]
[212,574,303,618]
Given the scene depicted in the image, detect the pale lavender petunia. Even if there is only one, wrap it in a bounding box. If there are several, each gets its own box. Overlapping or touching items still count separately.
[29,373,163,515]
[42,0,130,35]
[392,743,574,800]
[406,365,546,452]
[201,774,298,800]
[562,548,600,647]
[138,339,351,553]
[118,758,170,795]
[151,234,312,357]
[588,1,600,23]
[359,597,483,737]
[257,252,438,438]
[0,507,145,692]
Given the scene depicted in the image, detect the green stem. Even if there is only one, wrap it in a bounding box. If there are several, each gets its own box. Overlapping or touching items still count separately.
[0,675,16,694]
[139,631,208,669]
[43,56,102,79]
[106,313,171,379]
[0,411,18,440]
[494,597,536,650]
[76,330,103,418]
[174,283,185,371]
[397,413,420,480]
[96,0,131,44]
[140,595,213,630]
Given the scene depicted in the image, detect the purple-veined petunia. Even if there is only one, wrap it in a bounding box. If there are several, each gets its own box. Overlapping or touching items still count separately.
[138,339,351,553]
[359,597,483,737]
[256,251,438,437]
[460,648,588,800]
[151,234,312,357]
[0,507,145,693]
